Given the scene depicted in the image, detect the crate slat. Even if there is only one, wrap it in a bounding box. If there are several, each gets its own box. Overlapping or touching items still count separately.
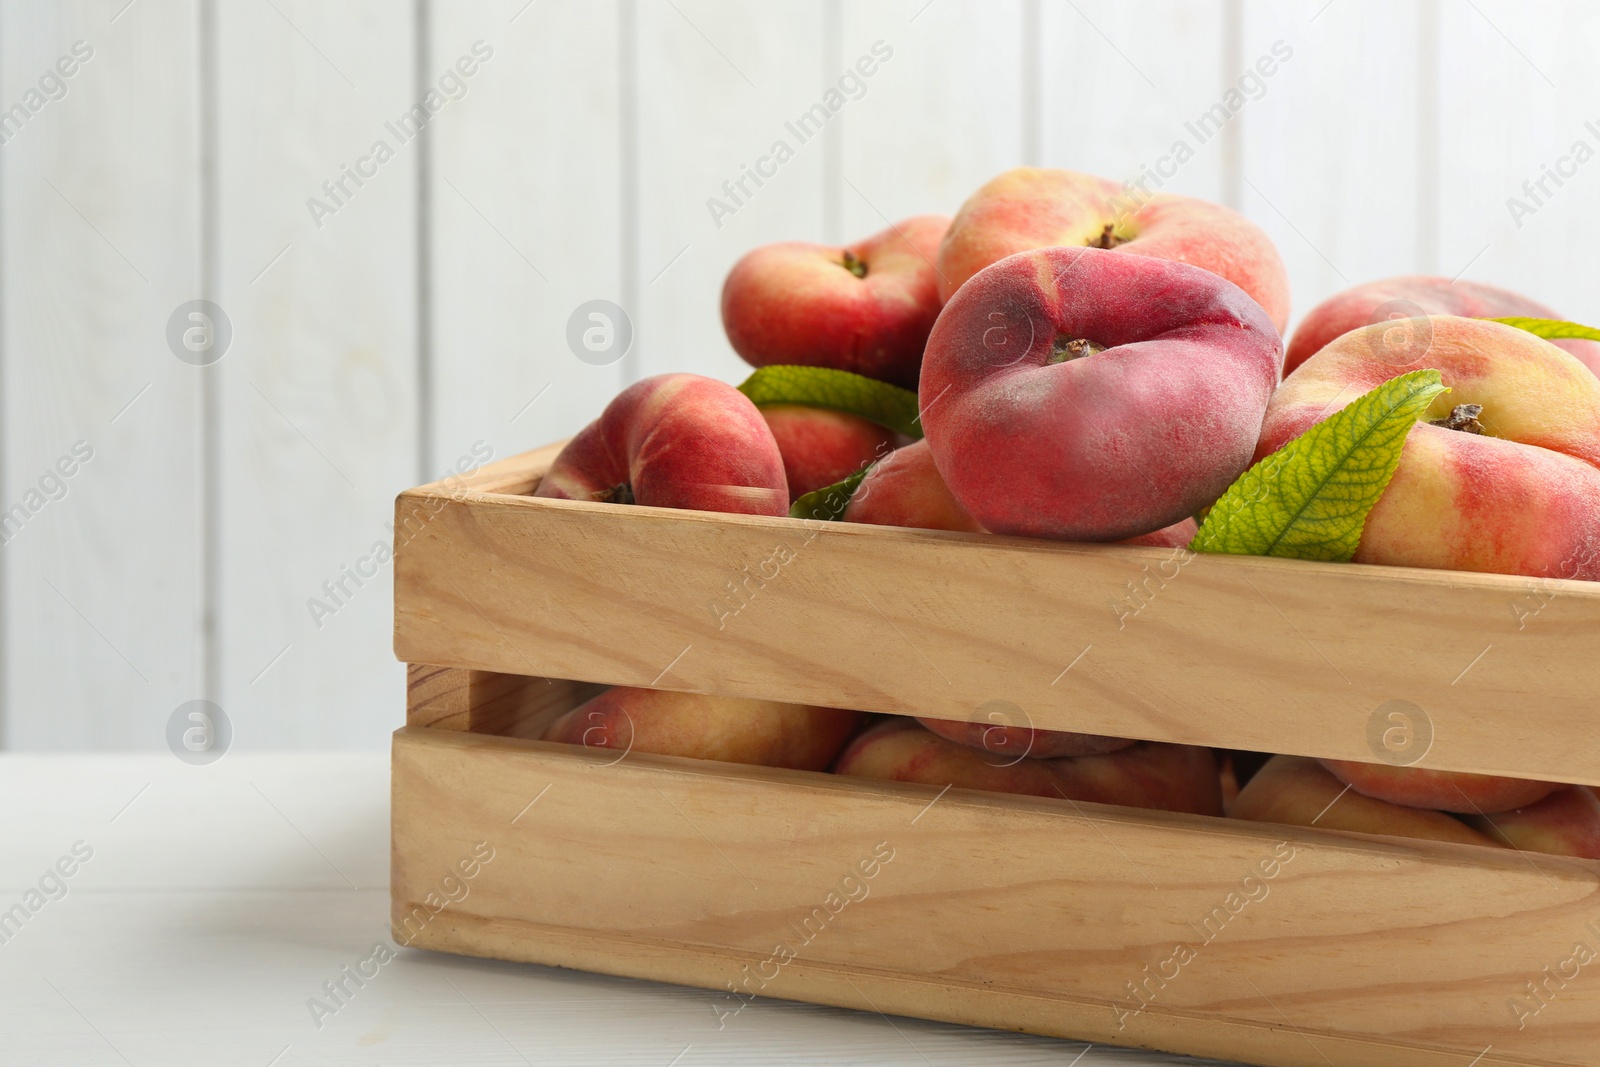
[394,441,1600,1065]
[393,445,1600,787]
[393,722,1600,1067]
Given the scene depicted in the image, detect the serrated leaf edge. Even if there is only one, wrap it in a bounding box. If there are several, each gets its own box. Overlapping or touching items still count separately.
[1192,369,1447,559]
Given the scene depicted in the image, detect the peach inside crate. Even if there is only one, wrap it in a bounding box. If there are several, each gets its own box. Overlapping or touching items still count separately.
[391,439,1600,1067]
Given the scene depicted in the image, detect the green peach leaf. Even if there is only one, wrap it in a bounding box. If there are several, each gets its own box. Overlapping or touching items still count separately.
[1482,317,1600,342]
[788,466,870,522]
[738,365,924,438]
[1191,369,1448,561]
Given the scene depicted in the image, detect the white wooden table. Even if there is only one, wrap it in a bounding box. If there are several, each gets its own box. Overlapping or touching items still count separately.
[0,754,1235,1066]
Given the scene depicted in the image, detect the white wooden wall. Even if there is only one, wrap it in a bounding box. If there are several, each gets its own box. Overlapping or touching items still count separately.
[2,0,1595,749]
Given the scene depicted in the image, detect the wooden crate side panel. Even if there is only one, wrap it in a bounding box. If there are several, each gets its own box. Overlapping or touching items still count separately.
[410,915,1517,1067]
[405,664,600,735]
[409,439,566,497]
[392,490,1600,787]
[392,727,1600,1067]
[464,674,601,738]
[405,663,473,729]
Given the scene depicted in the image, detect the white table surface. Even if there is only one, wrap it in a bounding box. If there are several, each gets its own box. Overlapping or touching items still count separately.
[0,754,1240,1066]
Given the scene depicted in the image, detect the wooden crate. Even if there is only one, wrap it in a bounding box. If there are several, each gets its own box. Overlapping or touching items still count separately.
[392,443,1600,1067]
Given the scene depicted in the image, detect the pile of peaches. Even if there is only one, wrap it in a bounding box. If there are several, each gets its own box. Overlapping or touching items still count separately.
[533,167,1600,860]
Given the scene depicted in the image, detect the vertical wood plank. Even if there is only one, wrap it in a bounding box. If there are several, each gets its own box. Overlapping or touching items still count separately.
[838,0,1026,238]
[635,0,827,385]
[1239,0,1426,331]
[0,1,204,747]
[428,0,625,464]
[1435,1,1600,321]
[214,1,418,746]
[1039,0,1231,205]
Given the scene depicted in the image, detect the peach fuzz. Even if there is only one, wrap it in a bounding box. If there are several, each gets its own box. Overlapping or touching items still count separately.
[721,214,949,387]
[1229,756,1502,848]
[1127,518,1200,548]
[541,686,861,772]
[935,167,1289,330]
[1283,275,1600,377]
[842,439,982,532]
[920,245,1282,542]
[913,716,1136,759]
[534,373,788,516]
[833,717,1222,816]
[1316,757,1560,815]
[1258,316,1600,581]
[1464,787,1600,860]
[760,404,897,501]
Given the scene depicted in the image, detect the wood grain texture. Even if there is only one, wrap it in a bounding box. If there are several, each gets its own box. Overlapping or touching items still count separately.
[393,445,1600,788]
[3,752,1192,1066]
[404,663,482,730]
[406,663,602,735]
[0,0,205,747]
[634,0,826,384]
[838,0,1025,238]
[1435,2,1600,319]
[1043,0,1228,202]
[392,724,1600,1067]
[427,0,626,465]
[215,0,418,745]
[414,437,568,496]
[1040,0,1230,204]
[1240,0,1429,318]
[12,2,1598,760]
